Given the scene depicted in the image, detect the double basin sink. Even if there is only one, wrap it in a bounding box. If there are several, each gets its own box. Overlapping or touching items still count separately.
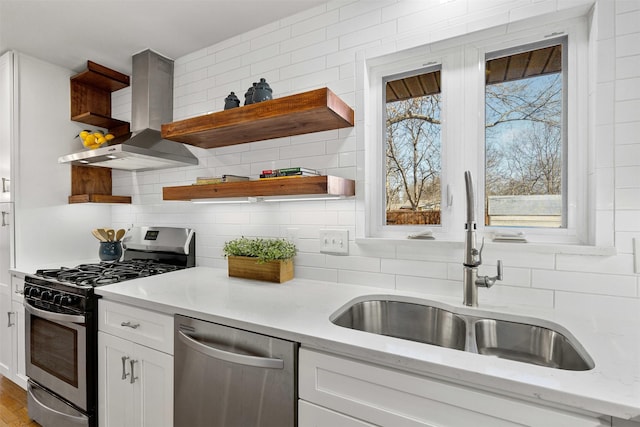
[330,296,594,371]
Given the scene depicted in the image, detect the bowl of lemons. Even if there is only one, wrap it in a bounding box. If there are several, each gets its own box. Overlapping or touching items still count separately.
[78,130,115,149]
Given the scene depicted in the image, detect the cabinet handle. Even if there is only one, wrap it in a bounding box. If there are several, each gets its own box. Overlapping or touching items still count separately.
[1,211,8,227]
[129,359,138,384]
[121,356,130,380]
[1,177,9,193]
[7,312,15,327]
[120,321,140,329]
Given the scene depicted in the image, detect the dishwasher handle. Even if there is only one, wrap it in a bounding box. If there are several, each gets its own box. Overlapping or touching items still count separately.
[177,330,284,369]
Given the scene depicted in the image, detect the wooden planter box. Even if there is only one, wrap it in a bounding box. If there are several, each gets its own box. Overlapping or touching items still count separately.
[227,256,294,283]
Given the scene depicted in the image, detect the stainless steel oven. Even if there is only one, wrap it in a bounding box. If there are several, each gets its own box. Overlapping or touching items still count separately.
[26,300,94,426]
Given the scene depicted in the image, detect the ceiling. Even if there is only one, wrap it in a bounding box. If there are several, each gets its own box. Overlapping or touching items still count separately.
[0,0,325,75]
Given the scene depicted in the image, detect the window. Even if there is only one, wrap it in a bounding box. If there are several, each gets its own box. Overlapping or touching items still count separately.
[364,18,587,244]
[484,39,567,229]
[384,67,442,226]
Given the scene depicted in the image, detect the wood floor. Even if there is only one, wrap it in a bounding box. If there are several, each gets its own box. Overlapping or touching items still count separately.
[0,377,39,426]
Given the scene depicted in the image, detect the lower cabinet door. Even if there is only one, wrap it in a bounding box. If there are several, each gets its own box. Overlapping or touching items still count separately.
[299,400,377,427]
[99,332,134,427]
[99,331,173,427]
[131,341,173,427]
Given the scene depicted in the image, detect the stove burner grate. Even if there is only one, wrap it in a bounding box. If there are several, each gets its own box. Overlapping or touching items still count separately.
[36,260,184,287]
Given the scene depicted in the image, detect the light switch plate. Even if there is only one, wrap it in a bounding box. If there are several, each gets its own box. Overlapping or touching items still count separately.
[319,229,349,255]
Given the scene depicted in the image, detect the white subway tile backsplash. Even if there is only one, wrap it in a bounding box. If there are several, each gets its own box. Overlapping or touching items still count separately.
[616,188,640,210]
[533,269,637,297]
[615,121,640,145]
[381,258,448,279]
[616,77,640,101]
[616,32,640,57]
[616,55,640,80]
[616,165,640,188]
[291,8,340,37]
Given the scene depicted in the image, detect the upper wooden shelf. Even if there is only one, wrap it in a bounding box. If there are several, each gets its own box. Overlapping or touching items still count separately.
[70,60,131,137]
[163,175,355,201]
[71,61,129,91]
[160,87,354,149]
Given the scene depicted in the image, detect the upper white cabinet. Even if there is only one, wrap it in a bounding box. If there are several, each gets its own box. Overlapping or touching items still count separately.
[0,52,13,203]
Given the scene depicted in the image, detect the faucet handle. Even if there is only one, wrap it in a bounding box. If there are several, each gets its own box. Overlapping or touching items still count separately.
[475,259,503,288]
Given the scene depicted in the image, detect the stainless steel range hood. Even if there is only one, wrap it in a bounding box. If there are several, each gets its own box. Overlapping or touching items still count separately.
[59,49,199,171]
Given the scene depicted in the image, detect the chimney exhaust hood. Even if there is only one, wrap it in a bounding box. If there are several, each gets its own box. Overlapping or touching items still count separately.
[59,49,199,171]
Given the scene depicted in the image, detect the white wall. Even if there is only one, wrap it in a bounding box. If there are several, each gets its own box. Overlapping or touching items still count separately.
[110,0,639,316]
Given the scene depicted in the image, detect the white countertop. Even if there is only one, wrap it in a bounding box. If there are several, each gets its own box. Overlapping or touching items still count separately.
[91,267,640,420]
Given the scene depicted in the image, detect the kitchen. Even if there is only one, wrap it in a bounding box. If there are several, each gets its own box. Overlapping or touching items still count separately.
[1,0,639,426]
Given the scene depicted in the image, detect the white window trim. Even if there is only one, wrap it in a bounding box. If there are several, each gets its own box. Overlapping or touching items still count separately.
[360,15,593,248]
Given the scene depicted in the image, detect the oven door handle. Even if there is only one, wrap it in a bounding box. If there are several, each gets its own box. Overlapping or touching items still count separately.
[177,330,284,369]
[25,302,86,324]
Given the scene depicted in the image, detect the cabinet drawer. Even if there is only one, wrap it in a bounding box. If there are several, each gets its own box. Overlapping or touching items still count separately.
[299,348,608,427]
[98,300,173,354]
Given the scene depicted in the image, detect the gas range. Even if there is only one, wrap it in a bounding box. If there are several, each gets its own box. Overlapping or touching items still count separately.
[24,226,195,427]
[24,226,196,314]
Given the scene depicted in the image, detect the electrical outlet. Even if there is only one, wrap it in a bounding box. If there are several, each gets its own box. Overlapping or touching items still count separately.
[319,229,349,255]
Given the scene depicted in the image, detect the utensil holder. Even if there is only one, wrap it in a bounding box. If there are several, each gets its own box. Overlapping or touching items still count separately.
[99,241,123,262]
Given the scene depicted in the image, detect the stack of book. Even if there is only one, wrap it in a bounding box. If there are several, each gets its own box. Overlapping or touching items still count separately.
[193,175,250,185]
[259,167,321,179]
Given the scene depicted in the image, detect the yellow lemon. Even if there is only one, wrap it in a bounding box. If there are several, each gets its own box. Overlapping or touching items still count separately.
[93,132,103,139]
[83,134,96,147]
[79,130,90,140]
[105,133,115,141]
[96,136,107,145]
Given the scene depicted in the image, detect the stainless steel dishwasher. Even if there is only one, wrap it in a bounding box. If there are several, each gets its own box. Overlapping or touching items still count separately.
[174,314,297,427]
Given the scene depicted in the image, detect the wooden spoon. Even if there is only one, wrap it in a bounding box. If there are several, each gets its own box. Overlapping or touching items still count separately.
[106,229,115,242]
[96,228,110,242]
[92,229,107,242]
[115,229,126,242]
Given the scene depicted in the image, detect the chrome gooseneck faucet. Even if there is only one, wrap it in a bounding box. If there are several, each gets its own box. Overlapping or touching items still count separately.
[463,171,503,307]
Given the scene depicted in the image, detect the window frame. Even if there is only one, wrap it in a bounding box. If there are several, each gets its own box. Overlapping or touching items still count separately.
[363,17,589,245]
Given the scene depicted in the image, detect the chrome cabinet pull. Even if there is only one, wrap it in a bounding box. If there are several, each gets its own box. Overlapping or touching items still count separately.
[120,321,140,329]
[1,177,9,193]
[7,311,15,327]
[121,356,130,380]
[1,211,8,227]
[129,359,138,384]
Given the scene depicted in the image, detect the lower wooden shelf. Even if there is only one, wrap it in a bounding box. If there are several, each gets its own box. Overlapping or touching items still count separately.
[163,175,355,201]
[68,165,132,204]
[69,194,132,204]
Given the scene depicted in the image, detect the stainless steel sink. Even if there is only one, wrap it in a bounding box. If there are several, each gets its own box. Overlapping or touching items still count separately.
[331,300,466,350]
[474,318,594,371]
[331,297,594,371]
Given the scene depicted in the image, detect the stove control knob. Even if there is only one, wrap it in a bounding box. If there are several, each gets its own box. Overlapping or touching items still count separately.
[40,291,53,301]
[28,287,41,298]
[60,295,75,306]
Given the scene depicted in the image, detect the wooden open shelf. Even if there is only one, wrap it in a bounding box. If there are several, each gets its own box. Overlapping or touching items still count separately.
[163,175,355,201]
[70,60,131,138]
[68,165,131,205]
[161,87,354,149]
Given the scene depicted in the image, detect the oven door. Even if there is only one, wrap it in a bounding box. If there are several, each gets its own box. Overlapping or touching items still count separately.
[25,302,87,411]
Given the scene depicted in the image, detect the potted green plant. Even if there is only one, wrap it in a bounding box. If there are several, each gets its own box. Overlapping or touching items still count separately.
[222,237,297,283]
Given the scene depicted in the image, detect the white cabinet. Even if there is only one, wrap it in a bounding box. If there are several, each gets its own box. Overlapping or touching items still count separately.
[0,272,27,389]
[0,51,12,204]
[299,348,609,427]
[98,300,173,427]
